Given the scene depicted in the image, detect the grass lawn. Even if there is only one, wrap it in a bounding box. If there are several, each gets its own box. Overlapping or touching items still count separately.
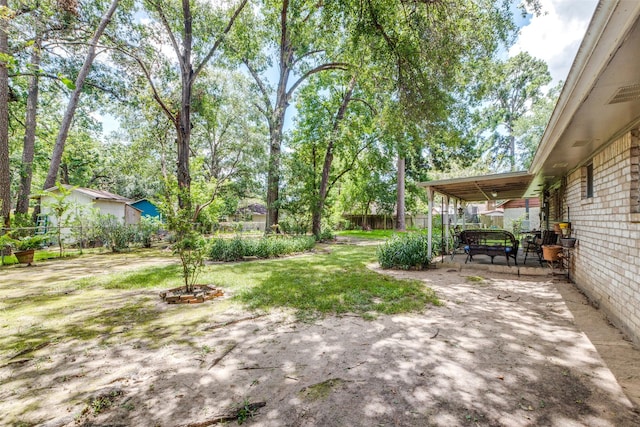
[0,244,439,359]
[335,229,397,239]
[0,246,116,266]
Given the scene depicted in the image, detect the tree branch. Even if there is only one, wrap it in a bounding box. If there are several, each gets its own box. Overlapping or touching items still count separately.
[327,141,370,194]
[193,0,248,80]
[115,45,176,124]
[243,58,274,120]
[291,49,323,66]
[286,62,350,102]
[145,0,185,74]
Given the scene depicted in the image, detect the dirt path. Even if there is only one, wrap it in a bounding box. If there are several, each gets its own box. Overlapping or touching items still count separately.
[1,251,639,426]
[0,252,178,298]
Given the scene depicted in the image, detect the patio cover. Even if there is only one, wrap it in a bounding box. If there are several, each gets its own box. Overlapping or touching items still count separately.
[419,171,534,202]
[419,171,535,259]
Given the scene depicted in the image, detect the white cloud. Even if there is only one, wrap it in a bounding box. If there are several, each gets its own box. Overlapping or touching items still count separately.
[510,0,599,84]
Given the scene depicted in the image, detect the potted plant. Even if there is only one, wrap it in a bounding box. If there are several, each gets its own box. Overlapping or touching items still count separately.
[13,235,45,265]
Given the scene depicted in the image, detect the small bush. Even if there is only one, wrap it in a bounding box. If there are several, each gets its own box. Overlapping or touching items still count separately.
[134,216,162,248]
[208,236,315,261]
[317,227,335,242]
[377,232,432,270]
[91,214,136,252]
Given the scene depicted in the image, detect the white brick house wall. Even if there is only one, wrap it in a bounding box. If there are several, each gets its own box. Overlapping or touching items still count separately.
[564,130,640,344]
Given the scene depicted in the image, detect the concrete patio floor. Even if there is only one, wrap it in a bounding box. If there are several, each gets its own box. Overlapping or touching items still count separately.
[436,249,563,277]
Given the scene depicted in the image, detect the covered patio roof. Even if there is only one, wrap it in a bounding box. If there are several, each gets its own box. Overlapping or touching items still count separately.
[419,171,534,202]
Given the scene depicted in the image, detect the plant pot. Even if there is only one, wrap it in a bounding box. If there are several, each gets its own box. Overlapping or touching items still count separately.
[560,238,576,248]
[542,245,563,262]
[14,249,35,265]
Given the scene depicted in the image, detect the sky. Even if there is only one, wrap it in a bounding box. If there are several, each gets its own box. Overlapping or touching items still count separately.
[100,0,600,135]
[510,0,599,84]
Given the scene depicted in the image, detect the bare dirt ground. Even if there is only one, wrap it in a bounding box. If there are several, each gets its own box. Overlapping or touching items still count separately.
[1,249,640,426]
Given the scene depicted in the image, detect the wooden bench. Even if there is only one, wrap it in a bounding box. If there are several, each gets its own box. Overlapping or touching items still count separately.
[459,229,519,266]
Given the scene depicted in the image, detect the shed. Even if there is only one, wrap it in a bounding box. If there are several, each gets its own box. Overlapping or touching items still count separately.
[131,198,162,220]
[37,186,141,227]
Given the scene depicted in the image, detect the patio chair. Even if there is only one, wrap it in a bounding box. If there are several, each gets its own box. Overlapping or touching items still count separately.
[523,230,557,266]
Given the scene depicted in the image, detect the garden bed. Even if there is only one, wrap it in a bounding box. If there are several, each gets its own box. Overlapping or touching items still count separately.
[159,284,224,304]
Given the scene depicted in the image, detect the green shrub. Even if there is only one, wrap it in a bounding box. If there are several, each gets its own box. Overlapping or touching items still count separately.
[226,236,248,261]
[317,227,335,242]
[376,232,433,270]
[208,236,315,261]
[278,218,308,235]
[91,214,136,252]
[209,238,227,260]
[134,216,162,248]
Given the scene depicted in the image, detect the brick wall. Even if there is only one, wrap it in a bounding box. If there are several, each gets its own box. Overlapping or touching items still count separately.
[563,130,640,345]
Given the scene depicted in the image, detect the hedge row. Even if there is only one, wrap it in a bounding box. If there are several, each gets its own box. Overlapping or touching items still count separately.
[209,236,316,261]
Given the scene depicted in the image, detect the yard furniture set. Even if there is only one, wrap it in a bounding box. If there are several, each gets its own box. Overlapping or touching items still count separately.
[458,229,519,267]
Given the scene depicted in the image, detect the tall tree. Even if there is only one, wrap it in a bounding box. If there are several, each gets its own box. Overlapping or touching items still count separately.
[287,70,375,238]
[14,32,41,215]
[188,70,267,220]
[350,0,538,228]
[310,74,358,237]
[15,1,76,214]
[475,51,551,171]
[396,156,405,231]
[233,0,349,230]
[0,0,10,229]
[513,81,561,169]
[43,0,119,190]
[126,0,248,211]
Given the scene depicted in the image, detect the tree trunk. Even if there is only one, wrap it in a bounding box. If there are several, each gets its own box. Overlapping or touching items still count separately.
[265,119,283,231]
[16,35,42,215]
[265,3,293,232]
[0,0,11,230]
[176,0,193,211]
[43,0,119,190]
[509,134,515,172]
[396,156,405,231]
[312,76,357,238]
[507,119,516,172]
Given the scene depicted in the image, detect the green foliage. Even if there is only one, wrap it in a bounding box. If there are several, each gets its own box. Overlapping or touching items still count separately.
[208,236,316,262]
[474,52,552,171]
[14,235,46,251]
[173,231,206,292]
[91,214,136,252]
[10,213,35,238]
[278,217,309,235]
[377,232,432,270]
[511,214,526,239]
[317,227,335,242]
[236,399,256,425]
[42,183,76,257]
[88,390,122,415]
[134,216,162,248]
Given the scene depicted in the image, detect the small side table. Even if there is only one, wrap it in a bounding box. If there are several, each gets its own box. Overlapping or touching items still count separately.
[560,247,575,281]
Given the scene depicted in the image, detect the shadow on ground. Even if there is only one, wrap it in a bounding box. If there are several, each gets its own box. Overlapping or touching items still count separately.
[2,261,638,427]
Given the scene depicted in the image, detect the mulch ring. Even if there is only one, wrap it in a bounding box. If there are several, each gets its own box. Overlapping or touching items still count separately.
[159,284,224,304]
